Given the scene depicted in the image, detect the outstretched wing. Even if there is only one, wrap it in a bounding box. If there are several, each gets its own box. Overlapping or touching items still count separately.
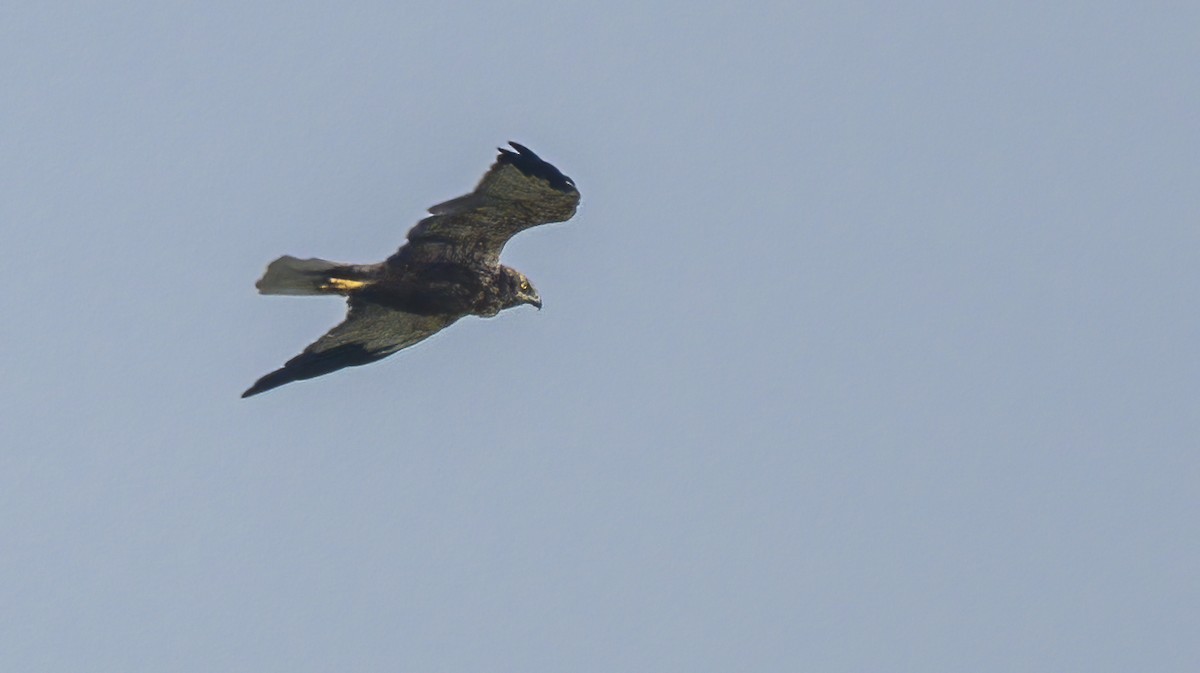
[241,299,460,397]
[394,142,580,267]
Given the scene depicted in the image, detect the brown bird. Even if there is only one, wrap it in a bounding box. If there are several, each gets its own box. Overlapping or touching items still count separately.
[242,142,579,397]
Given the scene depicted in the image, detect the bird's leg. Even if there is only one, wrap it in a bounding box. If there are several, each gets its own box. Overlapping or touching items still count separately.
[320,278,368,293]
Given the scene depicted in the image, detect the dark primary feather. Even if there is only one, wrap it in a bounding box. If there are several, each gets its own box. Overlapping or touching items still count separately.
[241,343,387,398]
[241,299,459,397]
[495,142,577,192]
[395,142,580,267]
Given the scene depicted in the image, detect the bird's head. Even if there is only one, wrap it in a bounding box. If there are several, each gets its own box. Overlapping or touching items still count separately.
[501,267,542,310]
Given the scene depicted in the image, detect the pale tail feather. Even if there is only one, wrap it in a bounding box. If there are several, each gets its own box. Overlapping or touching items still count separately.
[255,255,344,295]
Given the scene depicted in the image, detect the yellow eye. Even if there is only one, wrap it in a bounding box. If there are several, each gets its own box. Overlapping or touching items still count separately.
[519,280,530,292]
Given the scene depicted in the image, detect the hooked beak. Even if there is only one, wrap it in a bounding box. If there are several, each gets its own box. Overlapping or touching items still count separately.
[529,297,543,310]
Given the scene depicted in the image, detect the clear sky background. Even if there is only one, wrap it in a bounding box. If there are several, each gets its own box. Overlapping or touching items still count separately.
[2,2,1197,671]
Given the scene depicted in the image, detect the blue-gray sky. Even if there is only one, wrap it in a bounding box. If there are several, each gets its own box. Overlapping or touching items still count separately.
[3,2,1197,671]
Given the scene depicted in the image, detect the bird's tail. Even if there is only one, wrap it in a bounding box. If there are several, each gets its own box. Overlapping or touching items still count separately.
[255,255,374,295]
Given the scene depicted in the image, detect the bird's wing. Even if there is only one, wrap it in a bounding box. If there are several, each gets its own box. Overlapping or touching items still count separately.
[392,142,580,268]
[242,299,459,397]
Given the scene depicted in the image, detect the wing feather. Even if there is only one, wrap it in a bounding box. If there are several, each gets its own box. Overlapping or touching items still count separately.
[394,142,580,267]
[241,299,459,397]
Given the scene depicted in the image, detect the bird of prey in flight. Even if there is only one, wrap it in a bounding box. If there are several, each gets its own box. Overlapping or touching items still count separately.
[242,142,579,397]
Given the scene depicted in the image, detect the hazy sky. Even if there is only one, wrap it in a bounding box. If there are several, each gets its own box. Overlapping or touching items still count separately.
[3,2,1197,671]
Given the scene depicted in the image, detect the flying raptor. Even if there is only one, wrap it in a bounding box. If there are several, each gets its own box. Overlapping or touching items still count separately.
[242,142,579,397]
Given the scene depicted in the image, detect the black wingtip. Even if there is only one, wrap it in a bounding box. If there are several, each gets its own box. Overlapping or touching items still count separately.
[240,375,280,398]
[241,343,389,399]
[496,141,576,192]
[240,367,309,398]
[240,363,305,398]
[507,141,536,157]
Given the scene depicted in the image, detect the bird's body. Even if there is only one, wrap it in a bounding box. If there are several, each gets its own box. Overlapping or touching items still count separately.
[242,142,578,397]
